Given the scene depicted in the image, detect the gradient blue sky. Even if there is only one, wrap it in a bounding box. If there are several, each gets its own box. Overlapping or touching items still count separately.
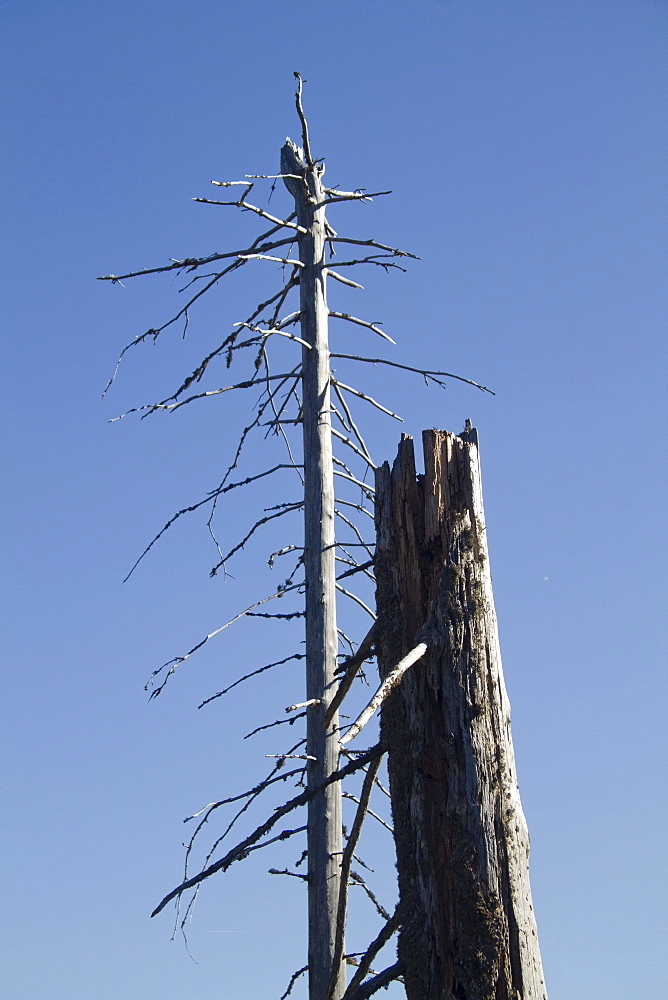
[3,2,667,998]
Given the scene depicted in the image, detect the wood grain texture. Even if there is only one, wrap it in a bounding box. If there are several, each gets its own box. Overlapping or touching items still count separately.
[375,428,547,1000]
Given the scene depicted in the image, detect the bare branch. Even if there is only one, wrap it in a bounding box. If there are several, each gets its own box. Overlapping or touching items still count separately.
[184,765,306,822]
[330,624,377,699]
[336,559,375,583]
[268,867,309,881]
[342,794,393,834]
[151,745,383,917]
[124,280,299,419]
[209,501,303,577]
[244,712,306,740]
[195,193,307,234]
[340,907,402,1000]
[234,321,311,350]
[236,253,304,268]
[211,372,302,502]
[199,653,304,709]
[293,72,314,167]
[349,870,391,921]
[340,643,428,746]
[166,290,299,407]
[181,744,307,882]
[330,425,374,469]
[331,385,375,467]
[243,825,307,855]
[97,233,294,282]
[102,256,245,394]
[246,609,306,621]
[123,465,302,583]
[286,699,321,713]
[332,379,402,422]
[102,231,300,399]
[333,468,375,500]
[341,749,392,804]
[326,269,364,289]
[279,965,308,1000]
[265,754,315,761]
[329,236,420,259]
[334,508,374,559]
[146,584,303,698]
[243,174,303,181]
[187,777,309,889]
[267,544,301,568]
[343,962,404,1000]
[326,755,383,1000]
[323,255,408,273]
[319,190,392,207]
[335,499,374,520]
[329,312,396,345]
[350,852,373,874]
[335,584,376,620]
[338,630,356,658]
[110,372,298,421]
[331,353,494,395]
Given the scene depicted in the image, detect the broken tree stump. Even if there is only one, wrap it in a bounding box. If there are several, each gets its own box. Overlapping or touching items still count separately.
[374,426,547,1000]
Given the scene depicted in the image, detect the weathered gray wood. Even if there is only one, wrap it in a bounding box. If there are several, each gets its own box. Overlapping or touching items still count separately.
[375,427,547,1000]
[282,140,345,1000]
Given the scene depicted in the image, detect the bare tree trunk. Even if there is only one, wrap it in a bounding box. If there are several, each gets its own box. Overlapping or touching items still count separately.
[282,142,345,1000]
[374,427,547,1000]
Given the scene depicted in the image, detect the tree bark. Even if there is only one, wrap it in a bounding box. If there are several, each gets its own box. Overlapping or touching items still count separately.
[374,427,547,1000]
[282,141,345,1000]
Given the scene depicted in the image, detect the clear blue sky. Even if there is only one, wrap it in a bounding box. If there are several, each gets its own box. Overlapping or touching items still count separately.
[3,2,666,998]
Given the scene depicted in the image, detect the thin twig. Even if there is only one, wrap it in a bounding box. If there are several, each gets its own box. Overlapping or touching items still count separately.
[341,749,392,802]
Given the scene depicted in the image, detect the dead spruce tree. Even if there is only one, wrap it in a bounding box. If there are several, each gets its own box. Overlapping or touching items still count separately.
[100,76,543,1000]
